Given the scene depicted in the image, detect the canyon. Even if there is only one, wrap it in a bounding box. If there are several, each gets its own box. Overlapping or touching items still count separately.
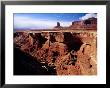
[14,30,97,75]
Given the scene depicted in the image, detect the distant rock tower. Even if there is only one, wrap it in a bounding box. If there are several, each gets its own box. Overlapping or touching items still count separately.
[72,22,74,25]
[57,22,60,27]
[54,22,63,29]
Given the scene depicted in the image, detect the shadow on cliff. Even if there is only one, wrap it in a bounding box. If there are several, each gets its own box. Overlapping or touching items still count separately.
[64,32,83,52]
[14,47,56,75]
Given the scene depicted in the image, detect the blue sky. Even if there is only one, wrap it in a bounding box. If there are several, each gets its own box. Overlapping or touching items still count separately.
[14,13,97,30]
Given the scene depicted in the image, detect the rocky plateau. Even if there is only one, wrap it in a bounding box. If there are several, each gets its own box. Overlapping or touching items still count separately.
[14,30,97,75]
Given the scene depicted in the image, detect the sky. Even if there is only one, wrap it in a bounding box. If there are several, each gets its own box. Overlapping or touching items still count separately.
[14,13,97,30]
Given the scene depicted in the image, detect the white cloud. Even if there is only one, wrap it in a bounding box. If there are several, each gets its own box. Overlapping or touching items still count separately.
[60,21,71,27]
[14,15,71,29]
[79,13,97,20]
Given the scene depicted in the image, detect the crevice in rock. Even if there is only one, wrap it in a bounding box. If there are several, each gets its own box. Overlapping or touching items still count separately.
[64,32,83,52]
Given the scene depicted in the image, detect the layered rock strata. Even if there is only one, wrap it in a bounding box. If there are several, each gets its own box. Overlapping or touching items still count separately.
[14,31,97,75]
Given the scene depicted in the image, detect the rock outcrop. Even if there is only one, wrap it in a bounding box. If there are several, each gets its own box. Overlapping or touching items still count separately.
[14,30,97,75]
[54,22,63,29]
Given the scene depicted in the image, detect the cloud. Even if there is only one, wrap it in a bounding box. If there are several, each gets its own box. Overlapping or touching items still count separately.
[60,21,71,27]
[79,13,97,20]
[14,15,71,29]
[14,16,55,29]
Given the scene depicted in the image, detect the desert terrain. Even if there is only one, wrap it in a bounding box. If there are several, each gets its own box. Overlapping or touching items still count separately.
[14,29,97,75]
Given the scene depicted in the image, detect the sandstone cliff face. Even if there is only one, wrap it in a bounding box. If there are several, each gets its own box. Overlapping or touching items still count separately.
[69,17,97,30]
[14,30,97,75]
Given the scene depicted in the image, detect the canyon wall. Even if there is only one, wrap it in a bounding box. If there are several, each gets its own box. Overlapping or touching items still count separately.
[14,30,97,75]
